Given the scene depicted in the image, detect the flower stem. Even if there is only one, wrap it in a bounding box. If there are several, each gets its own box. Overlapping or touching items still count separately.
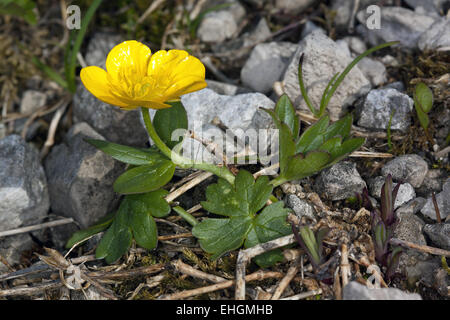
[140,107,235,185]
[173,206,198,227]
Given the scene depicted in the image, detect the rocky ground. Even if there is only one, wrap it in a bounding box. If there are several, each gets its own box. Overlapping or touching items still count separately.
[0,0,449,300]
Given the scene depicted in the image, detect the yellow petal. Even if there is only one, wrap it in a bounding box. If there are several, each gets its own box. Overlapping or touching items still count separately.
[106,40,151,81]
[164,79,207,100]
[80,66,129,107]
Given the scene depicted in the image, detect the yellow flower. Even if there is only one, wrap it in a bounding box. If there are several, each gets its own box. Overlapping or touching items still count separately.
[80,41,207,110]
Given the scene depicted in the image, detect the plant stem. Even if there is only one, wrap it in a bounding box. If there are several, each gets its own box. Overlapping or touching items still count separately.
[140,108,235,185]
[173,206,198,227]
[270,176,287,187]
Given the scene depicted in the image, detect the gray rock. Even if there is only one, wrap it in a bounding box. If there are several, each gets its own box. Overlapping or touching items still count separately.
[275,0,315,14]
[242,18,271,47]
[73,84,148,147]
[404,0,445,16]
[357,58,387,87]
[197,0,246,43]
[423,223,450,250]
[0,135,49,270]
[356,88,414,132]
[85,32,122,68]
[381,154,428,188]
[206,80,248,96]
[300,21,326,39]
[44,123,125,228]
[241,42,297,93]
[343,281,422,300]
[356,7,436,49]
[314,161,366,201]
[395,203,428,272]
[20,90,47,114]
[368,176,416,209]
[342,36,367,55]
[421,179,450,221]
[418,18,450,51]
[285,194,315,221]
[0,135,49,232]
[282,30,371,121]
[383,81,405,92]
[417,168,447,196]
[181,88,274,132]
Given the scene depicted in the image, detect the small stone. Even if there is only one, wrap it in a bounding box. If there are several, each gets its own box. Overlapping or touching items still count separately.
[44,123,125,228]
[73,84,148,147]
[357,58,387,87]
[421,179,450,221]
[382,81,405,92]
[356,6,436,49]
[342,36,367,55]
[285,194,315,221]
[418,18,450,51]
[404,0,443,16]
[241,42,297,93]
[206,80,248,96]
[417,169,447,196]
[356,88,414,132]
[282,30,370,121]
[0,135,49,270]
[242,18,271,47]
[275,0,315,14]
[423,223,450,250]
[343,281,421,300]
[197,0,246,43]
[381,154,429,188]
[314,161,366,201]
[300,21,326,39]
[20,90,47,114]
[368,176,416,209]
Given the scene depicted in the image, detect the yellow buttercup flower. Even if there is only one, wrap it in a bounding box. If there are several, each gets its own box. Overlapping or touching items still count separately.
[80,40,207,110]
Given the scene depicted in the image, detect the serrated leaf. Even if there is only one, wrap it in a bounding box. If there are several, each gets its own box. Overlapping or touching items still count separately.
[295,116,330,154]
[193,170,291,264]
[65,212,116,249]
[415,82,433,113]
[113,160,176,194]
[192,217,252,260]
[153,101,188,149]
[244,202,291,267]
[284,151,330,181]
[275,94,300,137]
[85,139,168,165]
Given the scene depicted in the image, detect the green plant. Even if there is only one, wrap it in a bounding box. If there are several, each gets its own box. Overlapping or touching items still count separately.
[413,82,433,131]
[291,223,329,272]
[67,42,369,266]
[0,0,37,25]
[32,0,103,93]
[357,174,402,280]
[298,41,398,118]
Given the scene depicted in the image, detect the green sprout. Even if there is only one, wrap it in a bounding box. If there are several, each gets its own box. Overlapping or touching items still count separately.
[298,41,399,118]
[413,82,433,131]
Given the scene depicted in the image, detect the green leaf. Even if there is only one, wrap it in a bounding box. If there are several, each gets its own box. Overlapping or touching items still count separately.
[95,206,132,264]
[193,170,291,264]
[113,160,176,194]
[284,151,330,181]
[86,139,169,165]
[153,101,188,149]
[94,190,170,263]
[244,202,291,267]
[275,94,300,137]
[65,212,116,249]
[0,0,37,25]
[414,94,430,130]
[323,114,353,141]
[130,201,158,250]
[415,82,433,113]
[299,226,321,265]
[295,116,330,154]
